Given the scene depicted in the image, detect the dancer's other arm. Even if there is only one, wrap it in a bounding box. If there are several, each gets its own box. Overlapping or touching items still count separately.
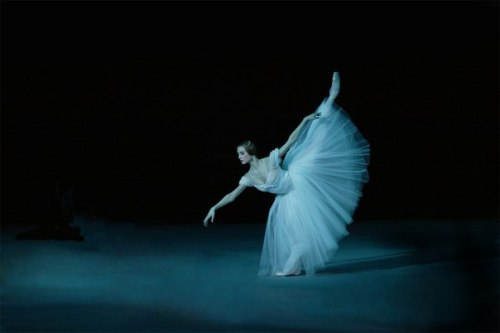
[203,184,247,226]
[278,113,317,158]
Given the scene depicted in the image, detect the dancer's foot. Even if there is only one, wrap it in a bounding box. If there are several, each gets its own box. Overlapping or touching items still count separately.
[275,270,302,277]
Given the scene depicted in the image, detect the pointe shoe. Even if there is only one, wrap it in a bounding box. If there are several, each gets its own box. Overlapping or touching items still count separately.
[275,270,302,277]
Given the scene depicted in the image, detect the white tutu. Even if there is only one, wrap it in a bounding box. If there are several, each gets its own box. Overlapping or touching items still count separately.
[248,96,370,276]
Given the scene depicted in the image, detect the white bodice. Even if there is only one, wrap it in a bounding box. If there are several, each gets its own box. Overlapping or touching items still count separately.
[239,148,294,195]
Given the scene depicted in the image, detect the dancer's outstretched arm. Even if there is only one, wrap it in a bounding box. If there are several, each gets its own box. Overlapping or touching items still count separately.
[203,184,247,226]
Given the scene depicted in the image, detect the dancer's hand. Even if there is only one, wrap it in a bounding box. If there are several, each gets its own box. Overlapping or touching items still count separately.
[304,112,321,121]
[203,208,215,227]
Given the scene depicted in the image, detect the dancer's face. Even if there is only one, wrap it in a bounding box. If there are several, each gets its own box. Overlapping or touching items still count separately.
[237,146,252,165]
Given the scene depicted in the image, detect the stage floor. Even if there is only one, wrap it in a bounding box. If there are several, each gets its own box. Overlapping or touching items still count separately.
[1,218,498,332]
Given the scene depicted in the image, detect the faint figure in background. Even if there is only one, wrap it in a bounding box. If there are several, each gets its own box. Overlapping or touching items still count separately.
[16,178,84,241]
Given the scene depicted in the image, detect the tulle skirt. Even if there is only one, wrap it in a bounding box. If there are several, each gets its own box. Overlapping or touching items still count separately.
[258,102,370,276]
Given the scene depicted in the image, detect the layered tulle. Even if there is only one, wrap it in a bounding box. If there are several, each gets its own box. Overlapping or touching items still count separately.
[257,99,370,276]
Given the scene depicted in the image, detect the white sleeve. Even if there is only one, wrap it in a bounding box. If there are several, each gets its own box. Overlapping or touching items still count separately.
[239,175,253,187]
[269,148,281,169]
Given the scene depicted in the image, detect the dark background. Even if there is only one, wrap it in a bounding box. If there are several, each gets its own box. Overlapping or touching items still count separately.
[1,1,498,225]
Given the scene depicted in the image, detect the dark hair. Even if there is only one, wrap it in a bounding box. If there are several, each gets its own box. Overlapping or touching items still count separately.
[237,140,258,156]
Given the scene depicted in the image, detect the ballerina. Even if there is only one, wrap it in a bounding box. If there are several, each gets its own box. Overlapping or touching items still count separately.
[203,72,370,276]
